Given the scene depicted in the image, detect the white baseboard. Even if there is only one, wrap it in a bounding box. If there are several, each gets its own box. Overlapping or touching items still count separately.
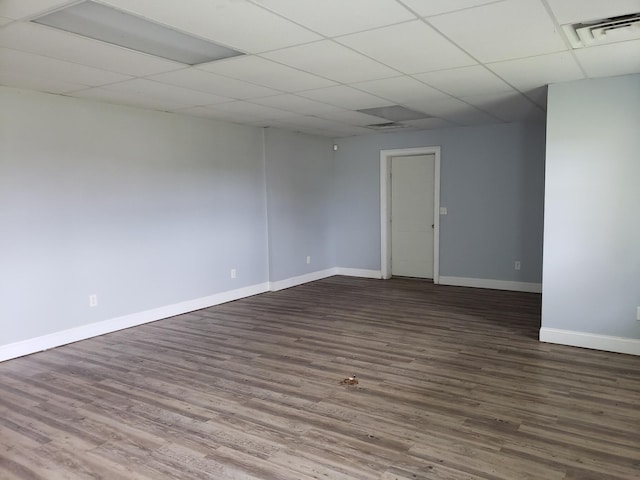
[439,276,542,293]
[335,268,382,279]
[268,268,336,292]
[540,327,640,356]
[0,282,269,363]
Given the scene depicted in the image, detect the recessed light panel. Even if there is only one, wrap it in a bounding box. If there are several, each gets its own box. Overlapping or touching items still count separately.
[358,105,431,122]
[32,1,244,65]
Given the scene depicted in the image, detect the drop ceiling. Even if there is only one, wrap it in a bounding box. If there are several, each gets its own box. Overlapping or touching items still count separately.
[1,0,639,138]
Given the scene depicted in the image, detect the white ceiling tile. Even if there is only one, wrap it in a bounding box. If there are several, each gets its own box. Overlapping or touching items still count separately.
[0,0,70,20]
[198,56,336,92]
[251,0,416,36]
[296,85,394,109]
[149,68,280,99]
[545,0,640,25]
[0,47,131,87]
[0,22,185,77]
[175,106,266,123]
[329,125,373,137]
[410,97,500,124]
[0,70,87,94]
[249,94,344,115]
[402,118,454,129]
[99,79,232,107]
[574,39,640,78]
[315,110,389,127]
[272,115,350,131]
[201,101,298,120]
[353,76,451,104]
[461,91,542,122]
[337,20,476,74]
[429,0,567,62]
[102,0,321,53]
[261,40,398,83]
[69,87,189,112]
[399,0,505,17]
[444,111,502,125]
[487,51,585,90]
[245,118,288,128]
[414,65,513,96]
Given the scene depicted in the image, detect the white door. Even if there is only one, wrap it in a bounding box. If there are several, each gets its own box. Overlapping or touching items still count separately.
[391,154,435,278]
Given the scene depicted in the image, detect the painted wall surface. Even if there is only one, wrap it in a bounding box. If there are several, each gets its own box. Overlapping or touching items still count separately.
[542,74,640,338]
[0,85,547,352]
[0,87,268,345]
[264,128,335,281]
[334,122,546,283]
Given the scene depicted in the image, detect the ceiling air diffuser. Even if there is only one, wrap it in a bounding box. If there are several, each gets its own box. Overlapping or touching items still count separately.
[562,13,640,48]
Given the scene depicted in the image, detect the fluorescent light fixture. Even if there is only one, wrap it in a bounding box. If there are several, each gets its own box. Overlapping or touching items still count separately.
[358,105,431,122]
[32,1,244,65]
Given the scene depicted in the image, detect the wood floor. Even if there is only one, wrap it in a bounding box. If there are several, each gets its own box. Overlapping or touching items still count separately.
[1,276,639,480]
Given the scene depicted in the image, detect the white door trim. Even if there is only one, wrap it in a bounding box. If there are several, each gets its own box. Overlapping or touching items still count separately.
[380,146,441,282]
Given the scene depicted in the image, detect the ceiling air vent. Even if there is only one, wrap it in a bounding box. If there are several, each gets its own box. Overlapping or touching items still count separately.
[366,122,407,131]
[562,13,640,48]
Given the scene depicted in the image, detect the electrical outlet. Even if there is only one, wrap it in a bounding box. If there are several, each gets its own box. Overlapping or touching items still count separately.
[514,261,521,271]
[637,306,640,321]
[89,294,98,307]
[230,268,236,279]
[306,256,311,265]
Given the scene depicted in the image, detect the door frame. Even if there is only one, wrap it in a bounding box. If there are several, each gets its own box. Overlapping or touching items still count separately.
[380,146,441,282]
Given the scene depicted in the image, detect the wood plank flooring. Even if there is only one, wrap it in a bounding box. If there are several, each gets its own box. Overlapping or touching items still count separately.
[1,276,639,479]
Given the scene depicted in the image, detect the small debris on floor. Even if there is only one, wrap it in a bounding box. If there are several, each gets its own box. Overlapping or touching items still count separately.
[339,375,358,385]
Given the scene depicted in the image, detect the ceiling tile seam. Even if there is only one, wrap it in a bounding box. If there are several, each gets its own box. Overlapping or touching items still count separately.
[5,0,81,22]
[192,62,337,95]
[83,76,241,104]
[408,17,546,115]
[399,2,561,102]
[251,11,422,82]
[396,111,463,127]
[339,79,469,122]
[5,22,189,77]
[60,92,183,114]
[1,71,94,92]
[299,114,365,129]
[242,98,352,117]
[22,0,281,63]
[66,87,206,109]
[178,63,398,114]
[330,18,423,41]
[538,0,589,79]
[247,0,420,41]
[142,70,282,102]
[0,45,137,82]
[393,99,488,126]
[399,0,509,19]
[238,54,399,108]
[245,0,335,41]
[238,99,319,117]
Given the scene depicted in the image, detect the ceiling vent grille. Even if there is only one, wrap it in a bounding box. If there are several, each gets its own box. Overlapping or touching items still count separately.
[562,13,640,48]
[366,122,407,131]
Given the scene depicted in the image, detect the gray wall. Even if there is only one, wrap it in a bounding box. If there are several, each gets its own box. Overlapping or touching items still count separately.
[334,122,546,283]
[264,128,335,281]
[0,87,271,345]
[0,85,547,350]
[542,74,640,338]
